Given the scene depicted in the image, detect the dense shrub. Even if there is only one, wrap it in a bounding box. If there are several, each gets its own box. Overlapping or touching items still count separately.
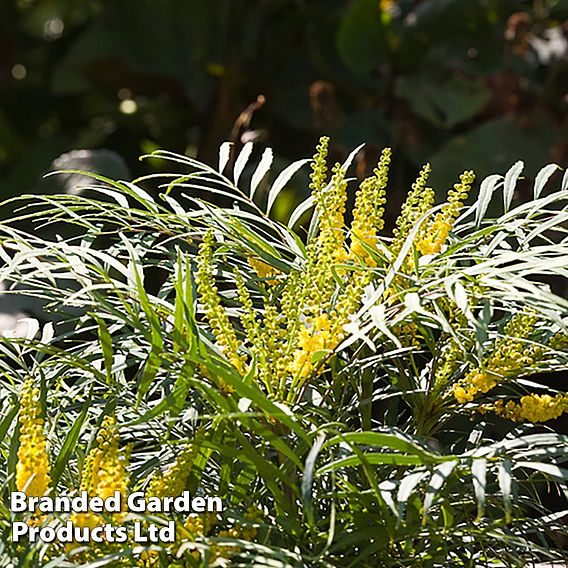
[0,141,567,566]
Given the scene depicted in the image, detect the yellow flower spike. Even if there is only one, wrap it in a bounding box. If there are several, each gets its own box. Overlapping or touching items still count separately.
[183,512,216,537]
[68,423,129,554]
[281,146,388,394]
[289,313,345,386]
[16,379,51,498]
[279,140,349,359]
[71,416,129,532]
[452,311,543,404]
[240,506,262,541]
[300,160,349,325]
[90,416,129,503]
[350,147,391,264]
[335,145,396,314]
[391,163,433,259]
[184,514,205,535]
[235,271,261,348]
[493,393,568,423]
[434,340,462,388]
[309,136,330,198]
[196,230,247,377]
[257,305,290,393]
[417,170,475,256]
[307,161,348,285]
[318,161,348,237]
[237,261,290,393]
[393,322,420,348]
[210,509,262,561]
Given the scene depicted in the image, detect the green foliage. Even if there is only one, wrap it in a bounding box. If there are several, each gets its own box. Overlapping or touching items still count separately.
[0,141,567,566]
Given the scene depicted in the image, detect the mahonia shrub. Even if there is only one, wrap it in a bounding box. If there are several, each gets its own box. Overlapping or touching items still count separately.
[0,140,567,567]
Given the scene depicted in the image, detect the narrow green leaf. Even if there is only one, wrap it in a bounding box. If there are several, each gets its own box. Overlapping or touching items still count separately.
[534,163,559,199]
[302,433,326,527]
[498,459,513,523]
[475,174,502,227]
[52,398,91,486]
[266,158,310,215]
[94,315,113,385]
[317,452,425,475]
[325,432,443,463]
[0,401,18,445]
[471,458,487,520]
[234,142,253,185]
[503,160,523,213]
[250,147,273,199]
[423,461,458,520]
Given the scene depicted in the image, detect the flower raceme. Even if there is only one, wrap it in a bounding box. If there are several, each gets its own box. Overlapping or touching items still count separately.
[494,394,568,423]
[450,311,568,423]
[71,415,129,531]
[416,170,475,256]
[195,230,247,382]
[16,379,51,497]
[452,311,542,404]
[85,416,129,503]
[391,162,434,260]
[349,147,390,264]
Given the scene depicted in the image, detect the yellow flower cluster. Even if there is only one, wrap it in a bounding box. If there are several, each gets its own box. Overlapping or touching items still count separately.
[320,161,348,247]
[493,393,568,423]
[417,170,475,256]
[349,147,391,264]
[87,416,129,501]
[393,322,420,348]
[391,163,434,259]
[290,313,340,379]
[16,379,51,497]
[282,141,392,391]
[235,271,261,347]
[429,297,473,390]
[147,439,201,499]
[196,230,247,379]
[72,416,129,530]
[138,438,209,564]
[434,340,463,389]
[303,158,349,314]
[549,331,568,352]
[453,370,499,404]
[173,508,260,563]
[452,311,542,403]
[310,136,329,197]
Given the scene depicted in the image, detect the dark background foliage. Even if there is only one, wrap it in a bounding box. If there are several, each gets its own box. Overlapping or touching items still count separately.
[0,0,567,222]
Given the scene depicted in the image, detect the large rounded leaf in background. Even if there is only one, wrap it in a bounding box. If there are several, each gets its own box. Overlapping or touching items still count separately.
[429,116,563,200]
[337,0,390,74]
